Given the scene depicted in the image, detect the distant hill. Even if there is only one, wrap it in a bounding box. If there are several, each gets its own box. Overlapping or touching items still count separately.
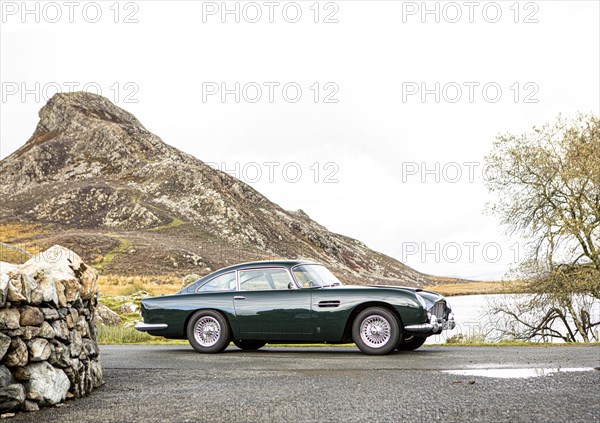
[0,92,431,286]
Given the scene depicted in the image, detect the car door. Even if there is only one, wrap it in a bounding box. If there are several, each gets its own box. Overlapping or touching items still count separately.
[233,267,313,341]
[310,288,358,341]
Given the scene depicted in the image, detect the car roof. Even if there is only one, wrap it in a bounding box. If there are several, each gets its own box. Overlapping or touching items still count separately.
[215,259,320,273]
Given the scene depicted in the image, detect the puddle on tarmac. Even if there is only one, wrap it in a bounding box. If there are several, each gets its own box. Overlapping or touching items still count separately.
[443,367,598,379]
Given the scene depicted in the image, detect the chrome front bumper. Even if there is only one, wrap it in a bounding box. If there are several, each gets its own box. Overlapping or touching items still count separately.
[404,313,455,334]
[134,322,168,332]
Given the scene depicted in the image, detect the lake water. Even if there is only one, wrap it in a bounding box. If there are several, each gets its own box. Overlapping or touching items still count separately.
[425,293,600,344]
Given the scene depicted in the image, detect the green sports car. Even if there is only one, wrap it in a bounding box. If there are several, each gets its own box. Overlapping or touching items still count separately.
[135,260,455,355]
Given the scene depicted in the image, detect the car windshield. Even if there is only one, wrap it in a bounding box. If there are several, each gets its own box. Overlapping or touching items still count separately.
[292,264,343,288]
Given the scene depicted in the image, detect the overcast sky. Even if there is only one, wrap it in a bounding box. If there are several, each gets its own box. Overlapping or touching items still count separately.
[1,1,599,280]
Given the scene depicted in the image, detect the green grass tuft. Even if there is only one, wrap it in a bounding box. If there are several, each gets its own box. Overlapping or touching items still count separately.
[443,333,600,347]
[97,324,187,345]
[93,236,132,270]
[445,333,486,345]
[118,284,152,296]
[149,218,186,232]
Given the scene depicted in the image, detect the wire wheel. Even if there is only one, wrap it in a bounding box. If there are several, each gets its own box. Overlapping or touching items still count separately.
[194,316,221,347]
[359,315,392,348]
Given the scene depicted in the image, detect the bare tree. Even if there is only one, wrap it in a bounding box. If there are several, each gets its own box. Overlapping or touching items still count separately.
[486,113,600,342]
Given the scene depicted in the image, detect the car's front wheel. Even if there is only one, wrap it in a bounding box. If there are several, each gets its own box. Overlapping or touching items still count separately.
[187,310,231,353]
[352,307,401,355]
[396,334,426,351]
[233,340,267,351]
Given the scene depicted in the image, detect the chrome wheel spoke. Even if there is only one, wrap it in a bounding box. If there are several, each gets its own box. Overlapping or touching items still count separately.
[194,316,221,347]
[360,315,392,348]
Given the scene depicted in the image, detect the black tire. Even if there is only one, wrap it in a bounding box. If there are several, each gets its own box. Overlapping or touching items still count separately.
[187,310,231,353]
[233,340,267,351]
[396,335,427,351]
[352,307,401,355]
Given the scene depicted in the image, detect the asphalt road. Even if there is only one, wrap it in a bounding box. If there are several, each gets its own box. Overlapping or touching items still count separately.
[8,345,600,423]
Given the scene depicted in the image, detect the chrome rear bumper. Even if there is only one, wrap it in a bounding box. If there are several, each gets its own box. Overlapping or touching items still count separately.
[405,313,455,334]
[135,322,168,331]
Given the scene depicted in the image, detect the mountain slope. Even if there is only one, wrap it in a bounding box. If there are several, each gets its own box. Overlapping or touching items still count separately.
[0,92,430,286]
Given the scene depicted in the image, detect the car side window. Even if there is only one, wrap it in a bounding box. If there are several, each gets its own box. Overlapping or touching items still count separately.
[270,269,293,290]
[239,268,293,291]
[293,270,311,288]
[196,272,236,292]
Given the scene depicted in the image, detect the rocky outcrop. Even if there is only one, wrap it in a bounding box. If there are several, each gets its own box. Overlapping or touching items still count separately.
[116,302,139,315]
[94,304,122,326]
[0,246,103,413]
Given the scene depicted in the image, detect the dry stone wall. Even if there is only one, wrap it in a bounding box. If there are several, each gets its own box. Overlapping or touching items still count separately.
[0,245,104,413]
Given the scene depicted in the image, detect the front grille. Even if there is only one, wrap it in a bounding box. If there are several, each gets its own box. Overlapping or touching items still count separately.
[430,301,446,320]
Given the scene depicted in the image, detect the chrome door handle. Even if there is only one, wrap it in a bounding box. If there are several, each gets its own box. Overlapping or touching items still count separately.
[234,296,246,300]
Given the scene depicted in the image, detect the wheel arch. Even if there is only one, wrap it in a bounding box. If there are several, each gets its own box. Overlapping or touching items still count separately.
[341,301,404,342]
[184,307,235,337]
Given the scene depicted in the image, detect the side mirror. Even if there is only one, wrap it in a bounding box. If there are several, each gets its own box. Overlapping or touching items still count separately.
[288,282,295,290]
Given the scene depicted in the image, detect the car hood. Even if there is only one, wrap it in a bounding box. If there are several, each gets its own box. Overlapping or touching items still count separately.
[360,285,447,309]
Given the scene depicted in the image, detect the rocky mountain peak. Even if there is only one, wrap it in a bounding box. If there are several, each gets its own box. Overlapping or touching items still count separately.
[36,92,143,134]
[2,93,180,195]
[0,93,431,286]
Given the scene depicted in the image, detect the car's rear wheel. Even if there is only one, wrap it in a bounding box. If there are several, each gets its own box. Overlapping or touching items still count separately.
[352,307,400,355]
[233,340,267,351]
[187,310,230,353]
[396,334,427,351]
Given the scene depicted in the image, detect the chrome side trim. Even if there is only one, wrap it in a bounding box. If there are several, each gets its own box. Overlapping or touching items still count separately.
[135,322,168,331]
[317,300,341,308]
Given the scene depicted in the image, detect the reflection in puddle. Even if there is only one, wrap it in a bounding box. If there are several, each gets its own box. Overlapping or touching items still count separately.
[444,367,597,379]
